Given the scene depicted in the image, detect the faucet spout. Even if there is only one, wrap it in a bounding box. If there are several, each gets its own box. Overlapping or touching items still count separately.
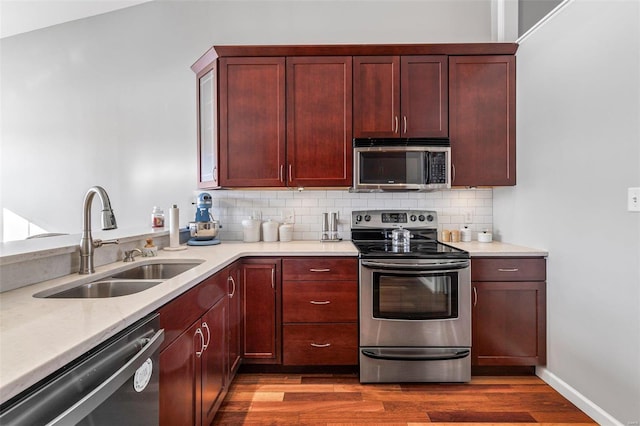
[79,186,118,274]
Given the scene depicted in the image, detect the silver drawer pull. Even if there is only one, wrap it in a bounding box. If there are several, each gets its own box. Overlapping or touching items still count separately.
[310,343,331,348]
[309,268,331,272]
[498,268,519,272]
[310,300,331,305]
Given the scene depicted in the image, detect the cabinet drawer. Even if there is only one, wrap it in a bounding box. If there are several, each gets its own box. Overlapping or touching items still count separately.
[282,257,357,281]
[283,323,358,365]
[472,257,546,282]
[283,281,357,323]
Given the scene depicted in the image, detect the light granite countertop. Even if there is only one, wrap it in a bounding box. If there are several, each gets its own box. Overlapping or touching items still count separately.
[0,239,545,404]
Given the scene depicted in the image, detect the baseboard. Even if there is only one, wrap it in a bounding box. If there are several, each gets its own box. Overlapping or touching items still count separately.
[536,366,623,426]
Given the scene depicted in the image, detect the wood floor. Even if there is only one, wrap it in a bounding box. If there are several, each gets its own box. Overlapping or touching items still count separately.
[212,373,596,425]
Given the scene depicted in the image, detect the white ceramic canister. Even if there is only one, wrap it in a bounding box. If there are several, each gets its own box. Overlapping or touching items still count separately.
[262,219,279,242]
[279,223,293,242]
[460,226,472,242]
[478,230,493,243]
[242,219,261,242]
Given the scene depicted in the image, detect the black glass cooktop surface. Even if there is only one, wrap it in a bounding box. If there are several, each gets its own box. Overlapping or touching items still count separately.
[353,239,469,259]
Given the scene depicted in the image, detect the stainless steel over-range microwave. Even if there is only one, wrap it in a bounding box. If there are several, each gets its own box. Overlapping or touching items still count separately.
[353,138,451,191]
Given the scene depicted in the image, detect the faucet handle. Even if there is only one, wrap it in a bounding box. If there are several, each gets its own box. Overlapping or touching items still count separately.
[93,238,119,248]
[123,248,143,262]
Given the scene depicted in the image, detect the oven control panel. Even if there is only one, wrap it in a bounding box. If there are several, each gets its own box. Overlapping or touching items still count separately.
[352,210,437,229]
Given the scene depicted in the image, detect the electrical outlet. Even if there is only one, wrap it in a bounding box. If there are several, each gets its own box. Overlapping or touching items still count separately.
[628,187,640,212]
[462,209,473,223]
[282,209,295,224]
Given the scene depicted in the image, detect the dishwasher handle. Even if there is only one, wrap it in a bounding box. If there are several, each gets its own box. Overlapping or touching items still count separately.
[48,328,164,426]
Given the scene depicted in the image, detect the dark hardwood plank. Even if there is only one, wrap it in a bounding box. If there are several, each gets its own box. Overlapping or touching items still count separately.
[212,373,597,425]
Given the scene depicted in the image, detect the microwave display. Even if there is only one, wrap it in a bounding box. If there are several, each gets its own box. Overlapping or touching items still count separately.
[353,140,451,191]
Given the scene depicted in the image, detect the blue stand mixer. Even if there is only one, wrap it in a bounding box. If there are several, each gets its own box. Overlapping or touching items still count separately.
[187,193,221,246]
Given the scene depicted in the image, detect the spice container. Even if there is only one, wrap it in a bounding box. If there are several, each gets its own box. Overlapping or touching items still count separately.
[151,206,165,228]
[441,229,451,242]
[450,229,460,242]
[460,226,472,242]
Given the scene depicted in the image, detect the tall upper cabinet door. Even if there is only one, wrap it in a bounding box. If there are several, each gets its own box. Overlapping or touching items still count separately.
[286,57,353,187]
[195,61,218,189]
[449,56,516,186]
[401,56,448,138]
[219,57,286,187]
[353,56,400,138]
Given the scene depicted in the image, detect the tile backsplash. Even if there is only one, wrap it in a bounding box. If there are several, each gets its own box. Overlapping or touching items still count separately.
[208,188,492,241]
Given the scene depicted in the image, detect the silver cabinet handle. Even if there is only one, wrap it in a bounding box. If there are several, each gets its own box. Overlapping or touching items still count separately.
[310,300,331,305]
[195,328,205,358]
[451,163,456,184]
[473,286,478,307]
[310,343,331,348]
[228,276,236,298]
[213,166,217,184]
[394,116,399,134]
[498,268,519,272]
[403,116,407,134]
[47,329,165,426]
[309,268,331,272]
[201,322,210,351]
[288,164,292,182]
[279,164,284,183]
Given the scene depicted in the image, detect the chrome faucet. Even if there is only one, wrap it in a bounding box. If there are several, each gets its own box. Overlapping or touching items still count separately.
[79,186,119,274]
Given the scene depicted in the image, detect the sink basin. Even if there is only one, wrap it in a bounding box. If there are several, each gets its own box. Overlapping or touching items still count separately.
[34,260,204,299]
[42,280,163,298]
[109,262,202,280]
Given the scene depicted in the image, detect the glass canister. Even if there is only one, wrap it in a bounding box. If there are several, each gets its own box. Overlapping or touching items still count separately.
[391,227,411,248]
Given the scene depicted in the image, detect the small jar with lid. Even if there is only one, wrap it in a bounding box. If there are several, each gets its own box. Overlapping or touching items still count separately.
[151,206,165,228]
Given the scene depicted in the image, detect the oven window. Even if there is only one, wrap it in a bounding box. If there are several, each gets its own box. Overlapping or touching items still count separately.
[359,152,424,185]
[373,272,458,320]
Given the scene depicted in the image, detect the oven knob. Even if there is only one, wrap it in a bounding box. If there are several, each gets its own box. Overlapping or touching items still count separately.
[426,214,434,222]
[418,214,425,221]
[355,215,362,223]
[410,215,417,222]
[364,215,371,222]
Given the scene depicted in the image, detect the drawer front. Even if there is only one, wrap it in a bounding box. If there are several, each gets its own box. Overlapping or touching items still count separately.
[472,257,546,282]
[283,323,358,365]
[282,257,357,281]
[283,281,357,323]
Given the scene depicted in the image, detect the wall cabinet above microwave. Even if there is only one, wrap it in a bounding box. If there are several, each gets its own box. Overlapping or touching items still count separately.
[353,55,448,138]
[191,44,518,190]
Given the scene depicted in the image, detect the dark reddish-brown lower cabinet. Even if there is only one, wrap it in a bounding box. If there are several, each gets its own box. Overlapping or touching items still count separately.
[281,257,359,366]
[241,258,281,364]
[471,257,547,366]
[158,270,229,425]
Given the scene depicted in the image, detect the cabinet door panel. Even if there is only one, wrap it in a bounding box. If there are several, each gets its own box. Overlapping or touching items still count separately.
[159,321,200,426]
[353,56,400,138]
[282,257,357,281]
[287,57,352,187]
[401,55,448,137]
[472,281,546,366]
[219,57,286,187]
[201,298,227,426]
[449,56,516,186]
[242,259,281,363]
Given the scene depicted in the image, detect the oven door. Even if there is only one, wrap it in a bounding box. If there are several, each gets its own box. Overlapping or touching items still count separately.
[359,259,471,348]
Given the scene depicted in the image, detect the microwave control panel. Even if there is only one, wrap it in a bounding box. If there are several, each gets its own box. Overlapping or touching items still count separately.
[427,152,447,184]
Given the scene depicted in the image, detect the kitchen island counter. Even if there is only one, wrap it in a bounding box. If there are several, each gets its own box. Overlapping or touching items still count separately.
[0,241,358,404]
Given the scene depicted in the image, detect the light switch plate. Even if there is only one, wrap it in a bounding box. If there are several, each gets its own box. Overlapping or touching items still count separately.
[282,209,295,224]
[628,187,640,212]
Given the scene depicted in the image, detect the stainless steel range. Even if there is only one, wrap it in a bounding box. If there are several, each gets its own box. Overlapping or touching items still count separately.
[351,209,471,383]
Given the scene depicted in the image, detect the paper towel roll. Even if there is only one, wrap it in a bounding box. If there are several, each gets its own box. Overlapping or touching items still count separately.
[169,205,180,248]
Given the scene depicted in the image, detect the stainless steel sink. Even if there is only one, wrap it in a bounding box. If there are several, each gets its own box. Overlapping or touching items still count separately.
[35,260,204,299]
[43,280,163,298]
[109,262,201,280]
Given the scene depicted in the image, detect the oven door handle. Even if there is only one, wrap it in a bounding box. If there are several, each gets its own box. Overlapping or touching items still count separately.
[361,348,470,361]
[361,259,469,270]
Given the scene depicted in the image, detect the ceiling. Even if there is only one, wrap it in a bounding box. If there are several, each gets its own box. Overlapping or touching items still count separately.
[0,0,153,39]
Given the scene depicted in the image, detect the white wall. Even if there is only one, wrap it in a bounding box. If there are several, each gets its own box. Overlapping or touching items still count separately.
[494,0,640,424]
[0,0,497,243]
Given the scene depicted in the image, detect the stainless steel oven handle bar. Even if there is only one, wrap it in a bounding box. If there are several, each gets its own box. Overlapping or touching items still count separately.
[361,259,469,271]
[361,348,470,361]
[47,329,164,426]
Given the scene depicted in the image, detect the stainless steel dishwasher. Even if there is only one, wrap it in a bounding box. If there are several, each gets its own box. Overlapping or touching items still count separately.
[0,313,164,425]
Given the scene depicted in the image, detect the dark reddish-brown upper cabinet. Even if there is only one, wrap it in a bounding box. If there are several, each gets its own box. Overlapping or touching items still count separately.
[286,57,353,187]
[449,55,516,186]
[192,50,219,189]
[219,57,286,187]
[353,55,448,138]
